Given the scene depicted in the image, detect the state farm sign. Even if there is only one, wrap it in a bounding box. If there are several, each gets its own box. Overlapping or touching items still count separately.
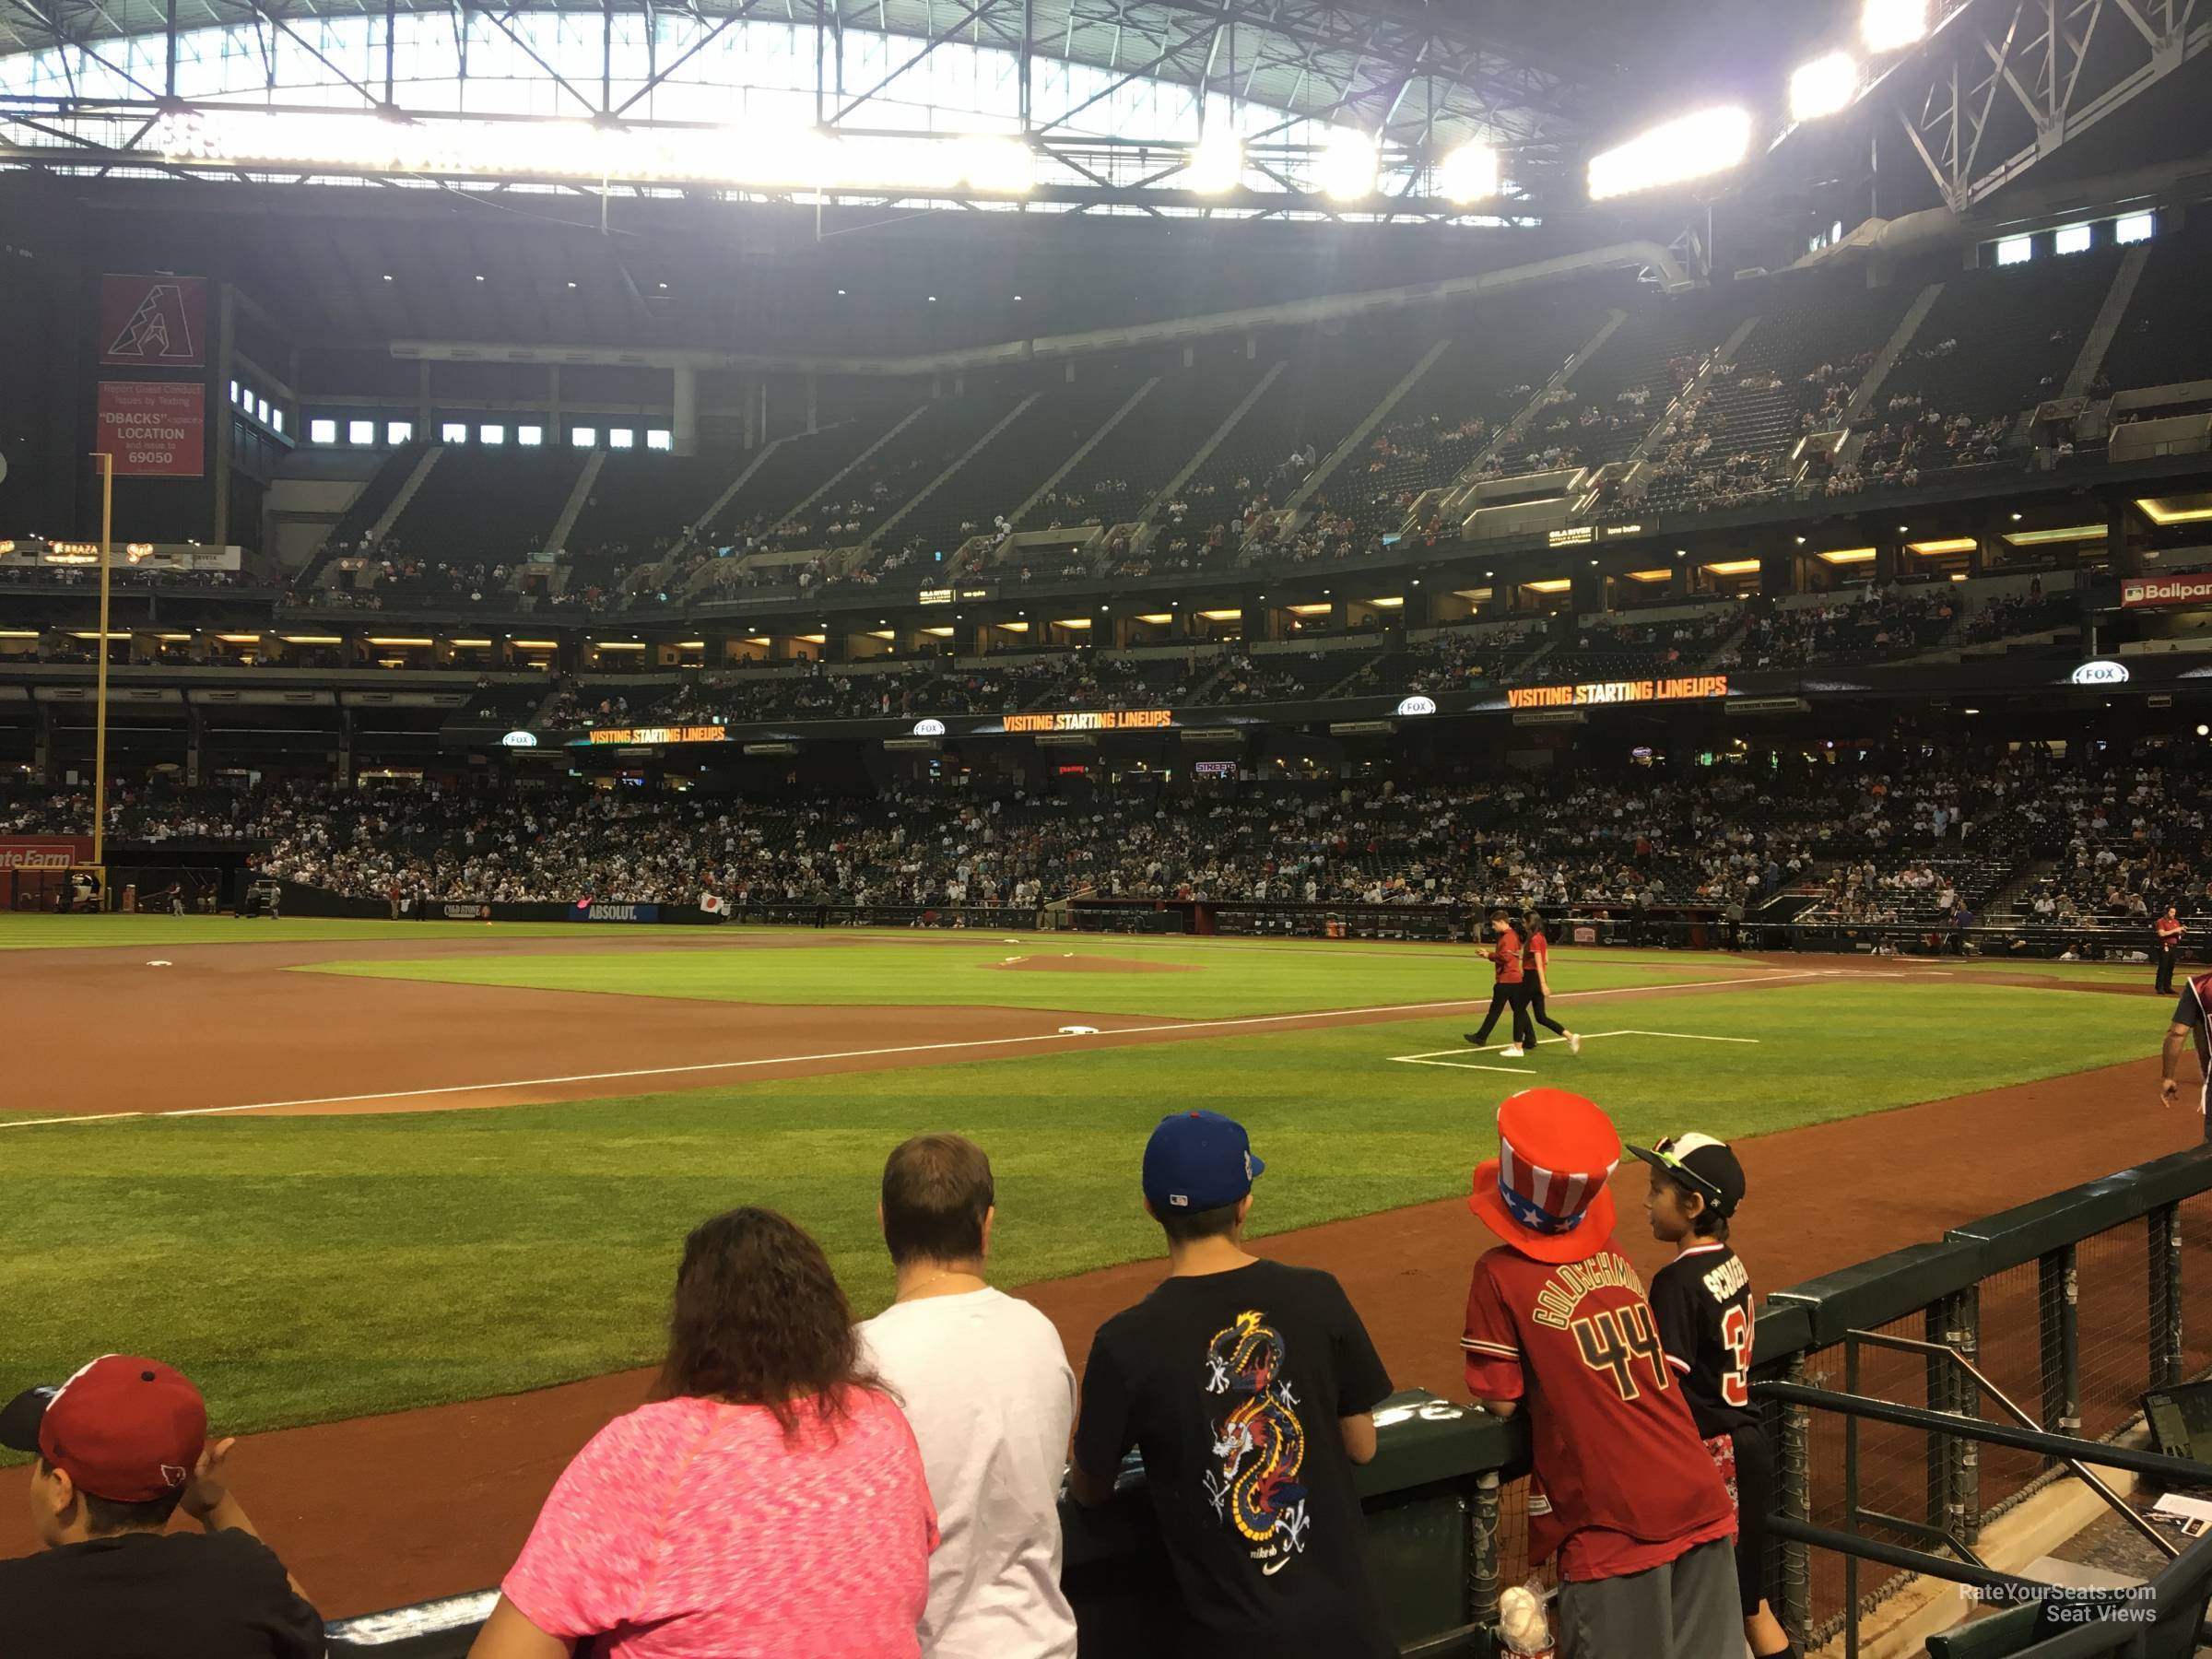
[0,836,90,869]
[2121,574,2212,610]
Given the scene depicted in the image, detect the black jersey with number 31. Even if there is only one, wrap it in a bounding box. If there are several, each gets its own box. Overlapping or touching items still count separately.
[1648,1242,1759,1439]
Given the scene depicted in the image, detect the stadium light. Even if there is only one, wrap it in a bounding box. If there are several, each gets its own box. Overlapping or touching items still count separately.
[1437,141,1500,206]
[952,135,1037,194]
[1861,0,1929,51]
[1587,107,1752,202]
[1317,128,1379,201]
[1789,53,1860,122]
[1183,129,1244,194]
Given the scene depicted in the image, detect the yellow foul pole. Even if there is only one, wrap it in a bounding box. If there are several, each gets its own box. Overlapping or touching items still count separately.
[91,450,113,876]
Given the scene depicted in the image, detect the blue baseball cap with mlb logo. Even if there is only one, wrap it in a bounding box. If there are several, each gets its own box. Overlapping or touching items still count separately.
[1143,1110,1265,1212]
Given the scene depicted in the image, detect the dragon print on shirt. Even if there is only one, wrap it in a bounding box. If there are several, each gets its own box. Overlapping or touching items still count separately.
[1202,1310,1312,1574]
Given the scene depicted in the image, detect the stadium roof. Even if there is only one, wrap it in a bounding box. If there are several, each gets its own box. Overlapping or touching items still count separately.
[0,0,1760,215]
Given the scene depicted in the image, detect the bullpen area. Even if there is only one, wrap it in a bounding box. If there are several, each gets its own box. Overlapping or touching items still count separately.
[0,915,2194,1618]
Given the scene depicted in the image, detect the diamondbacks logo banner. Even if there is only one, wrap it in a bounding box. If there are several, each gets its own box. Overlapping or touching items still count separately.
[100,275,208,369]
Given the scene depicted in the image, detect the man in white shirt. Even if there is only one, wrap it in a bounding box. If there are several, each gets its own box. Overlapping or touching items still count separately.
[858,1135,1079,1659]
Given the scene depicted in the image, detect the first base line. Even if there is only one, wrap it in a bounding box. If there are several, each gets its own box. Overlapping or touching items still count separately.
[0,970,1816,1129]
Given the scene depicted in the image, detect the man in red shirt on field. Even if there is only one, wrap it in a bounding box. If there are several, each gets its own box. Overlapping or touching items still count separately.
[2156,907,2184,997]
[1462,1089,1748,1658]
[1464,909,1536,1057]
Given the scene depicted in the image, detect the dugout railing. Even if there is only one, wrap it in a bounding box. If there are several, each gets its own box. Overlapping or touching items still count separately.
[320,1147,2212,1659]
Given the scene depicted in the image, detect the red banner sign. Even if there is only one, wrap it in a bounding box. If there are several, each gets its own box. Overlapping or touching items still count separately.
[100,275,208,369]
[96,382,206,477]
[2121,574,2212,610]
[0,836,90,869]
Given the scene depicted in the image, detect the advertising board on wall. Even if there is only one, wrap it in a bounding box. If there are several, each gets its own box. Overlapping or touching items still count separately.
[95,382,206,477]
[1505,675,1729,711]
[1004,709,1173,734]
[0,836,90,868]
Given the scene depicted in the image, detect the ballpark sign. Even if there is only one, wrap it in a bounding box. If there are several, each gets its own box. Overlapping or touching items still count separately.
[1507,675,1729,711]
[2121,575,2212,610]
[0,835,90,869]
[100,275,208,369]
[581,725,730,746]
[1004,708,1173,734]
[95,382,206,477]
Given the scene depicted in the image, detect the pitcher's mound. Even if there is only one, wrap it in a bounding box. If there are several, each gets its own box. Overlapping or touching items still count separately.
[986,955,1201,975]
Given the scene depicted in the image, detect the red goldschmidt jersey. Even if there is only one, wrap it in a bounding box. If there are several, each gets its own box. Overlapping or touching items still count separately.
[1463,1244,1735,1581]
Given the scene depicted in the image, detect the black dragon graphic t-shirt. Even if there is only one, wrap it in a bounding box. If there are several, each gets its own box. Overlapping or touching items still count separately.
[1075,1259,1396,1658]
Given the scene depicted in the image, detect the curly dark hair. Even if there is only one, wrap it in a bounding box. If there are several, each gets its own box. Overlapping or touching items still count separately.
[654,1206,882,1438]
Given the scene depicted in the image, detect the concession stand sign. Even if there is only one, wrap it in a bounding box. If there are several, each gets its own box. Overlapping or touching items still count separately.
[1506,675,1730,711]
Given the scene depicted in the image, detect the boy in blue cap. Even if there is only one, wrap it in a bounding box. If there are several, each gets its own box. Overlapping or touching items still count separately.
[1070,1110,1396,1659]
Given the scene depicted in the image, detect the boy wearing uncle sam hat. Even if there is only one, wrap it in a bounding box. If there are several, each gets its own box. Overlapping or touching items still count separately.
[1462,1090,1740,1659]
[1631,1133,1799,1659]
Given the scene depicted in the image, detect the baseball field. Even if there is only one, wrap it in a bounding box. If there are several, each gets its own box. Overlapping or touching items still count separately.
[0,914,2194,1616]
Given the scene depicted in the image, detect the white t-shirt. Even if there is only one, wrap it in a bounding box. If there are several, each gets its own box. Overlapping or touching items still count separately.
[858,1288,1079,1659]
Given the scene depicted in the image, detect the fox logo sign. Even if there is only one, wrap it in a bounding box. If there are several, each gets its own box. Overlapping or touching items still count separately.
[99,276,207,368]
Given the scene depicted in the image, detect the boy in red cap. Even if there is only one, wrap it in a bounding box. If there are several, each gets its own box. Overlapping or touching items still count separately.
[1461,1089,1740,1658]
[0,1355,323,1658]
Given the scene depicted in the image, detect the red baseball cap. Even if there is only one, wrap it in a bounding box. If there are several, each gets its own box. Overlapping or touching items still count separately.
[0,1356,206,1502]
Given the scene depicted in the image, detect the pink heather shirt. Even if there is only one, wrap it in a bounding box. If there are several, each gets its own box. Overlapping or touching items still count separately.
[503,1391,939,1659]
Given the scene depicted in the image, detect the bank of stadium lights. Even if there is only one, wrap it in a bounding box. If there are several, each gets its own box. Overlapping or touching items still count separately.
[1182,130,1244,195]
[1586,107,1752,201]
[1861,0,1931,51]
[1789,52,1861,123]
[1316,129,1380,202]
[1437,142,1500,206]
[148,110,1037,196]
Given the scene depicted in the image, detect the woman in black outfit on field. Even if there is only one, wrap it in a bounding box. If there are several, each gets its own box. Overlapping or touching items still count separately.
[1521,912,1581,1053]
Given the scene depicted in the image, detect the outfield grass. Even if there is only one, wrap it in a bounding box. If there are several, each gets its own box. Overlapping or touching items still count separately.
[0,974,2162,1442]
[308,938,1764,1019]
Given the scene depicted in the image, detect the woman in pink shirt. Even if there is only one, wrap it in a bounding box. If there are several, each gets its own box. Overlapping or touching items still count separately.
[468,1207,938,1659]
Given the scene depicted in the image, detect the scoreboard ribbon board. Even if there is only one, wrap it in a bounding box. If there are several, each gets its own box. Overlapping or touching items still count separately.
[1004,709,1173,734]
[1506,676,1729,711]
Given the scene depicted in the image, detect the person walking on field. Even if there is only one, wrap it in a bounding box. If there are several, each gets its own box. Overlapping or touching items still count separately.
[2156,906,2184,997]
[1521,912,1582,1055]
[1465,908,1536,1057]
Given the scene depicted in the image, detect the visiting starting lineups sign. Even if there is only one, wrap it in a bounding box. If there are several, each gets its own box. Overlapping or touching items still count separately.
[1005,708,1174,733]
[1506,675,1730,711]
[580,725,730,746]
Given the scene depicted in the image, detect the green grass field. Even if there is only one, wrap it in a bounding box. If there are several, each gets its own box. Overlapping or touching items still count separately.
[0,920,2170,1443]
[310,935,1759,1018]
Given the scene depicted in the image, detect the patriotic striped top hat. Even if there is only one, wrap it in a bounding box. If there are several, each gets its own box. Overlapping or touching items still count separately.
[1467,1088,1622,1265]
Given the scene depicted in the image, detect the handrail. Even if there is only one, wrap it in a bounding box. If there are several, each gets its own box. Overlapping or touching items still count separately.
[1847,1328,2179,1561]
[1755,1383,2212,1486]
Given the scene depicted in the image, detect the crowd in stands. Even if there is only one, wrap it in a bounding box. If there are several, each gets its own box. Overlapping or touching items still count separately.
[0,562,257,589]
[1718,586,1955,671]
